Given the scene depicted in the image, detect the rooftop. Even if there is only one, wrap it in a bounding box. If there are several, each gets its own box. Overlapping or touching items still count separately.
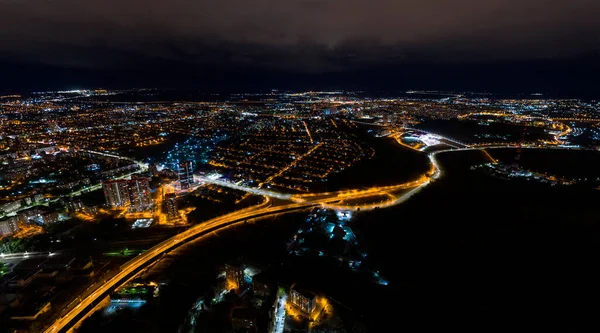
[231,307,257,320]
[291,284,317,300]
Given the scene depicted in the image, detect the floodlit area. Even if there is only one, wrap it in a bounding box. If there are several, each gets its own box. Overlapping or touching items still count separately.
[104,299,146,315]
[131,218,153,229]
[335,210,352,221]
[243,266,260,283]
[271,291,287,333]
[419,133,442,146]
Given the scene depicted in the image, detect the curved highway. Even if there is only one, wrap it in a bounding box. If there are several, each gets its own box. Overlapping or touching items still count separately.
[44,199,317,333]
[46,127,595,333]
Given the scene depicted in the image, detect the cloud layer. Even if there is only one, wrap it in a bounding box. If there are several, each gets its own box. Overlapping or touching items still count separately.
[1,0,599,70]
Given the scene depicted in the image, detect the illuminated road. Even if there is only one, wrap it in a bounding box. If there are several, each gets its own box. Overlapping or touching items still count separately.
[236,142,324,202]
[46,130,595,333]
[302,120,314,143]
[194,175,293,200]
[44,199,321,333]
[258,143,324,188]
[45,175,438,332]
[271,293,287,333]
[81,149,149,171]
[0,251,59,264]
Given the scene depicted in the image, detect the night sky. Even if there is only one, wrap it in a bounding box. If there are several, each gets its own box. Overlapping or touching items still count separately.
[1,0,599,94]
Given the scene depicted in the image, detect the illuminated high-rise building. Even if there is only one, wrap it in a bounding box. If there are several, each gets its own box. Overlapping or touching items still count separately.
[128,177,153,211]
[103,178,153,211]
[102,180,130,207]
[165,193,179,221]
[225,262,245,291]
[290,286,317,314]
[178,160,194,189]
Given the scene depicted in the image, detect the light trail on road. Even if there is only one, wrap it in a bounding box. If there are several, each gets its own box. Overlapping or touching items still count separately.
[302,120,314,143]
[44,198,319,333]
[46,128,596,333]
[81,149,149,171]
[194,176,292,200]
[0,251,59,264]
[481,149,497,163]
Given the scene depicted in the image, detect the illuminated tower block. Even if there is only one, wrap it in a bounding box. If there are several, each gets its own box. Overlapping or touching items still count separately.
[225,262,245,291]
[165,193,179,221]
[178,160,193,189]
[102,180,130,207]
[128,177,153,211]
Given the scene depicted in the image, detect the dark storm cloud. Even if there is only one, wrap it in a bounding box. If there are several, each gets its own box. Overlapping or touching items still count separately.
[0,0,599,71]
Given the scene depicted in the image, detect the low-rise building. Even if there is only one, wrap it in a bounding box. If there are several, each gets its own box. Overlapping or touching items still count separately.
[251,271,275,298]
[66,200,85,212]
[33,194,44,204]
[69,256,94,272]
[10,300,51,321]
[59,256,95,278]
[231,307,257,332]
[84,205,99,216]
[17,207,58,225]
[17,208,42,223]
[40,211,58,225]
[0,200,21,214]
[9,257,48,288]
[0,216,19,236]
[8,270,41,288]
[39,256,76,278]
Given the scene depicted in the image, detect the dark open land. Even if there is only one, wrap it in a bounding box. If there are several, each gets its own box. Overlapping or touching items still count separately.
[416,119,553,144]
[76,148,600,332]
[353,149,600,331]
[117,134,190,164]
[488,147,600,179]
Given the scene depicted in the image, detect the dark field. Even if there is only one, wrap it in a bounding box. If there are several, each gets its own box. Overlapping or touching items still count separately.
[78,148,600,332]
[488,147,600,179]
[417,119,553,144]
[353,149,600,331]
